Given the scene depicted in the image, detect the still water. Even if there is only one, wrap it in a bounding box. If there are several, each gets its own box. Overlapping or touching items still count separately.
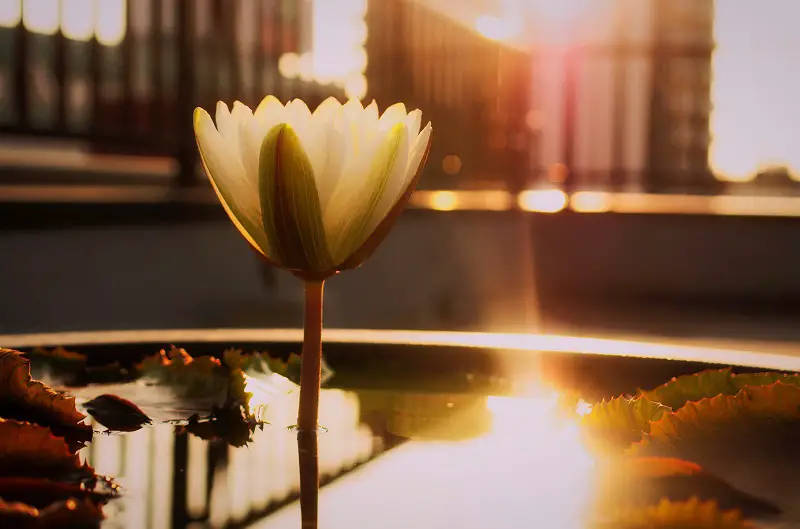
[78,384,594,529]
[14,332,797,529]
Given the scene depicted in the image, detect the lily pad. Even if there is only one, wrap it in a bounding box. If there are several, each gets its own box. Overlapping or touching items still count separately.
[594,497,756,529]
[580,395,670,448]
[0,477,113,510]
[0,419,93,481]
[137,346,227,400]
[0,349,91,444]
[632,383,800,511]
[0,496,104,529]
[641,369,800,411]
[595,457,780,520]
[222,348,333,385]
[644,382,800,445]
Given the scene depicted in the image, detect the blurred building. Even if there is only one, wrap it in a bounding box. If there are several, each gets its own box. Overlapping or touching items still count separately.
[0,0,729,195]
[529,0,719,193]
[0,0,339,180]
[646,0,719,192]
[364,0,533,192]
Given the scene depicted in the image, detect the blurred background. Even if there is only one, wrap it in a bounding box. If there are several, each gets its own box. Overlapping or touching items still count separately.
[0,0,798,342]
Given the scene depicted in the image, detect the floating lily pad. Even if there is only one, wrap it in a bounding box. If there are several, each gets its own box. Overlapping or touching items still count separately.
[0,350,91,445]
[0,419,93,481]
[644,382,800,445]
[632,383,800,511]
[594,497,756,529]
[0,476,114,510]
[137,346,227,400]
[0,496,104,529]
[222,348,333,385]
[641,369,800,411]
[595,457,780,520]
[580,395,670,449]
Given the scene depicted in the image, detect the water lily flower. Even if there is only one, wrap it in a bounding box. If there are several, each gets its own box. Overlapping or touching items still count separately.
[194,96,432,280]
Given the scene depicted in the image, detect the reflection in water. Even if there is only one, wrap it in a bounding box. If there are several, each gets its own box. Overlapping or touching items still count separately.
[255,390,596,529]
[82,386,375,529]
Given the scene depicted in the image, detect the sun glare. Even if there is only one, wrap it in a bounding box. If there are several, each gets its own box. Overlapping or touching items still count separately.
[710,3,800,182]
[15,0,127,44]
[257,386,597,529]
[517,189,568,213]
[279,0,368,98]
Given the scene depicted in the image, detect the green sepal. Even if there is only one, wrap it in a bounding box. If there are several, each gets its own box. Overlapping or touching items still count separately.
[259,123,334,273]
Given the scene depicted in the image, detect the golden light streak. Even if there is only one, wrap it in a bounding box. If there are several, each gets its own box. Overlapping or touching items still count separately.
[517,189,568,213]
[258,387,596,529]
[6,328,799,372]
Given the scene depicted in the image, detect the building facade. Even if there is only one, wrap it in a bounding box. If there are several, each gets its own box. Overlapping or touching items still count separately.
[529,0,718,193]
[365,0,533,192]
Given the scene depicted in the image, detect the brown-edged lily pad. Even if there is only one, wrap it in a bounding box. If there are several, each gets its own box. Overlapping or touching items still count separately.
[641,369,800,411]
[595,457,780,520]
[0,476,116,509]
[644,382,800,445]
[0,477,114,510]
[137,346,227,399]
[0,496,104,529]
[580,396,670,449]
[0,350,91,445]
[594,497,756,529]
[25,347,88,385]
[633,383,800,511]
[0,419,93,481]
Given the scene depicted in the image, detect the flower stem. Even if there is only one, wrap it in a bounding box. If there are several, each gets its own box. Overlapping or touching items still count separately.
[298,279,324,432]
[298,279,324,529]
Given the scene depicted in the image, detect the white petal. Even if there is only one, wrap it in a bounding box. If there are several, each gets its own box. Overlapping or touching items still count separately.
[283,99,326,178]
[194,108,268,256]
[401,122,432,191]
[313,96,342,118]
[406,109,422,153]
[379,102,407,130]
[323,123,407,261]
[254,95,283,120]
[254,97,284,139]
[341,99,364,166]
[316,124,346,212]
[364,100,379,122]
[216,102,236,143]
[284,100,312,145]
[323,124,391,239]
[363,123,410,237]
[286,98,312,124]
[343,97,364,115]
[360,100,380,146]
[232,102,258,179]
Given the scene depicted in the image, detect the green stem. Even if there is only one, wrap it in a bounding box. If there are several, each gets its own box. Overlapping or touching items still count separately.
[298,279,324,529]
